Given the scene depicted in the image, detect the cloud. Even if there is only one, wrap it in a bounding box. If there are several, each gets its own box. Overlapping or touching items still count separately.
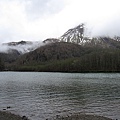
[0,0,120,43]
[58,0,120,37]
[24,0,65,20]
[0,0,66,43]
[0,0,27,43]
[0,41,44,54]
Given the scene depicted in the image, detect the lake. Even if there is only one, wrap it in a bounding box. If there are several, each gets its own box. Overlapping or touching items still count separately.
[0,72,120,120]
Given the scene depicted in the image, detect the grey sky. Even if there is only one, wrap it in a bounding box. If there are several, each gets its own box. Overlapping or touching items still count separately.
[0,0,120,43]
[24,0,65,20]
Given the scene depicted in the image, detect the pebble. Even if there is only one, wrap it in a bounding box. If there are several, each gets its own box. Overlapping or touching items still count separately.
[22,116,29,120]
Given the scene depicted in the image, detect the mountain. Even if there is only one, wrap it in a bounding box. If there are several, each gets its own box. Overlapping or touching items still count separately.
[10,41,94,71]
[59,23,120,48]
[11,41,120,72]
[1,23,120,72]
[59,24,84,44]
[15,42,88,64]
[43,38,60,44]
[0,49,20,63]
[0,40,44,65]
[3,40,32,46]
[2,40,43,54]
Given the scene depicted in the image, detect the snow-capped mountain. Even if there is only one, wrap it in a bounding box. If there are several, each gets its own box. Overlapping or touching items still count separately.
[59,23,120,48]
[1,23,120,55]
[59,24,86,44]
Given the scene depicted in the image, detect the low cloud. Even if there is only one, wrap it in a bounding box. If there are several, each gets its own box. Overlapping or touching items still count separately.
[0,41,44,54]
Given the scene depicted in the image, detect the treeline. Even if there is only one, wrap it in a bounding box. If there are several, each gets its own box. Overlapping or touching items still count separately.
[0,58,4,71]
[14,49,120,72]
[74,49,120,72]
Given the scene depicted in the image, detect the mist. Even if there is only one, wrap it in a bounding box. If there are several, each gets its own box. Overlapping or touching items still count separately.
[0,41,45,54]
[86,15,120,38]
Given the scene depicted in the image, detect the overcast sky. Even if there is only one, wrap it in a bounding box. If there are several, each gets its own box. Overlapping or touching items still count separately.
[0,0,120,43]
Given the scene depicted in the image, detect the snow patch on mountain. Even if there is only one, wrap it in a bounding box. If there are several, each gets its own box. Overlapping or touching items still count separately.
[59,24,92,45]
[59,23,120,46]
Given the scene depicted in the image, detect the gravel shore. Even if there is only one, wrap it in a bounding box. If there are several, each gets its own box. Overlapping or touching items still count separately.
[0,111,29,120]
[52,114,113,120]
[0,111,113,120]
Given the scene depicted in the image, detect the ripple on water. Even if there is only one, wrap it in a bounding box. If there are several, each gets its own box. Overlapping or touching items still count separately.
[0,72,120,120]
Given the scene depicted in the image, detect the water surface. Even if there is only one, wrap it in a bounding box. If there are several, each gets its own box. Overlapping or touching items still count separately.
[0,72,120,120]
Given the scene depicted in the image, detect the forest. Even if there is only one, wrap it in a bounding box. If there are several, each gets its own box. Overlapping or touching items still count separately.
[12,47,120,73]
[0,58,4,71]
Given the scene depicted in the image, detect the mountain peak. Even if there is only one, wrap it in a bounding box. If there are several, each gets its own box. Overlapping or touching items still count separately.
[58,23,120,49]
[59,23,85,44]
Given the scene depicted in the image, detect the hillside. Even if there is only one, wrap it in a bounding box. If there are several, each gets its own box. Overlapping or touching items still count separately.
[14,42,89,64]
[0,49,20,63]
[0,40,43,67]
[8,41,120,72]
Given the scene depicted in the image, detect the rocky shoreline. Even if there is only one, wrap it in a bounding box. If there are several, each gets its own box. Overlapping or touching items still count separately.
[0,111,29,120]
[52,114,113,120]
[0,111,113,120]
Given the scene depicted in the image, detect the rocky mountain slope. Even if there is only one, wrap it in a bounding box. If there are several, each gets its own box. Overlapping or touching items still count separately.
[59,24,120,48]
[59,24,84,44]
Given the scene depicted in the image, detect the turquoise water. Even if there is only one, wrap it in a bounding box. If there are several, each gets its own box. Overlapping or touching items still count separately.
[0,72,120,120]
